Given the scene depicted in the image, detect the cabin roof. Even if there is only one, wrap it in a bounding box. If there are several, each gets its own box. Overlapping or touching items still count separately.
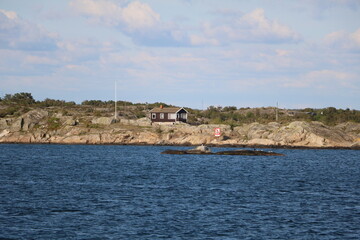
[150,107,188,113]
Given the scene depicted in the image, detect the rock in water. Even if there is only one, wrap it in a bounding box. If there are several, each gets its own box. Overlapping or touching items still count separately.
[192,145,211,153]
[161,148,284,156]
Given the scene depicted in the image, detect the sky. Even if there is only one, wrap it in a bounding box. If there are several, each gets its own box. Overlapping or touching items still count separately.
[0,0,359,110]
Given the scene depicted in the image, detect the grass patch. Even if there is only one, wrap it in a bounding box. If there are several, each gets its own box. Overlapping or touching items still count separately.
[86,123,101,129]
[47,117,61,130]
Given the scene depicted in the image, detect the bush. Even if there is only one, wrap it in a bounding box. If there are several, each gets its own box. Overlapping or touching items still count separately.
[38,98,76,107]
[3,92,35,105]
[94,111,102,117]
[223,106,237,112]
[155,127,163,134]
[0,106,21,117]
[47,117,61,130]
[135,112,146,118]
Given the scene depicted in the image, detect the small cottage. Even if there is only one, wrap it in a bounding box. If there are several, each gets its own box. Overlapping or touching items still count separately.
[149,106,188,123]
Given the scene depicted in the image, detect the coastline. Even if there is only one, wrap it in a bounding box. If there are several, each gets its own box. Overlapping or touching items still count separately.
[1,109,360,150]
[1,141,359,150]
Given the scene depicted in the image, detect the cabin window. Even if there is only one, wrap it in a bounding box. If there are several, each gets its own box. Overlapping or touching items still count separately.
[160,113,164,119]
[169,113,176,119]
[152,113,156,119]
[181,113,187,119]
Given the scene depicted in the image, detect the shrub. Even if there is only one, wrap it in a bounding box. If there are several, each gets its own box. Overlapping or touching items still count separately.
[3,92,35,105]
[0,106,20,117]
[155,127,163,134]
[94,111,102,117]
[47,117,61,130]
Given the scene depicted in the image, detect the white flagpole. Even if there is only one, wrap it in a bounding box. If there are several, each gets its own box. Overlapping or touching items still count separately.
[115,81,117,120]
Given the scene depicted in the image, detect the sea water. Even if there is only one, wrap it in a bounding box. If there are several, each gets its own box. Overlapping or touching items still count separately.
[0,144,359,239]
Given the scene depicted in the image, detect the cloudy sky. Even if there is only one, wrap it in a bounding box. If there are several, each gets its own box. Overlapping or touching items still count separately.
[1,0,359,109]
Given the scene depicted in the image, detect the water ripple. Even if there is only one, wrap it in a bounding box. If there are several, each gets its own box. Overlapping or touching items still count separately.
[0,145,359,239]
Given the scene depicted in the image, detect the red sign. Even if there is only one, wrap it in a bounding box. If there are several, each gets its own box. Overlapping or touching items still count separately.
[214,128,221,137]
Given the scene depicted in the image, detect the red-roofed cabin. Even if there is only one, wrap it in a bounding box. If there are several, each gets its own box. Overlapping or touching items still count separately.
[149,106,188,123]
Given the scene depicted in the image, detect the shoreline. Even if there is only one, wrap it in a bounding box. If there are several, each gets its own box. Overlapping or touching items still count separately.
[1,109,359,150]
[1,141,359,150]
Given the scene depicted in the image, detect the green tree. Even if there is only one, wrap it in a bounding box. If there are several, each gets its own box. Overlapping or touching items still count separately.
[3,92,35,105]
[223,106,237,112]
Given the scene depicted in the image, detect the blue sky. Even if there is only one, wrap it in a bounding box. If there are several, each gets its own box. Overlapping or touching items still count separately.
[1,0,359,109]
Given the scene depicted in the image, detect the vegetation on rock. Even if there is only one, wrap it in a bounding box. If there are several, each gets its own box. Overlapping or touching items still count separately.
[1,92,359,127]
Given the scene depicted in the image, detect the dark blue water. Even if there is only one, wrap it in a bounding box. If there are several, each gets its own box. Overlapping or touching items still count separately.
[0,144,359,239]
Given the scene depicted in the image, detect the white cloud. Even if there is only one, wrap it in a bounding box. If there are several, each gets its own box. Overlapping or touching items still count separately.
[69,0,120,21]
[276,49,290,56]
[189,34,219,46]
[69,0,160,31]
[0,9,58,51]
[70,3,301,46]
[324,28,360,51]
[0,49,59,77]
[69,0,183,46]
[283,69,356,89]
[120,1,160,31]
[350,28,360,45]
[0,9,17,19]
[192,8,301,45]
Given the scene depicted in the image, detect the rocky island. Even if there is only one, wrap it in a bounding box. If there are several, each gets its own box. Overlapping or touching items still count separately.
[1,93,360,149]
[1,108,360,149]
[161,146,284,156]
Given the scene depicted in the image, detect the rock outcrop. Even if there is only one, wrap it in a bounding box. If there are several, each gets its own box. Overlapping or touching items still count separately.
[0,109,359,148]
[91,117,114,125]
[6,109,48,132]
